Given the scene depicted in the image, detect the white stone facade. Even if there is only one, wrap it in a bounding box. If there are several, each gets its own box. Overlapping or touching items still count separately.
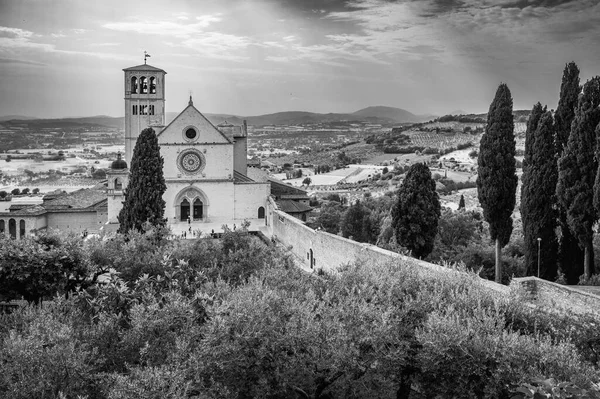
[110,63,269,231]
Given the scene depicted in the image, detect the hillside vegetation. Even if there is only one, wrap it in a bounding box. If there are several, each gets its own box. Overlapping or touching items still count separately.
[1,227,600,398]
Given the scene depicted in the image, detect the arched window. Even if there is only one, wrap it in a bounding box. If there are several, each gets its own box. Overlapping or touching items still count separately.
[8,218,16,239]
[131,76,138,94]
[19,220,25,238]
[258,206,265,219]
[193,198,203,219]
[180,198,190,221]
[140,76,148,94]
[114,178,122,190]
[149,77,156,94]
[0,220,4,235]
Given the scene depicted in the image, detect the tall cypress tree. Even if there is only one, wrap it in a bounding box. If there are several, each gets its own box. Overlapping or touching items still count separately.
[556,77,600,280]
[521,110,558,280]
[522,102,545,170]
[118,128,167,234]
[392,163,440,259]
[554,62,583,283]
[477,83,517,283]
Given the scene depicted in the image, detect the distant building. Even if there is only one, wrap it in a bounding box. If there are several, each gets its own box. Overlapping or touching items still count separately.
[0,187,108,238]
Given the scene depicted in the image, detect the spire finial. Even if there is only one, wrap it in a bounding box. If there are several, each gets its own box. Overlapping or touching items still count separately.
[189,90,193,106]
[144,51,151,64]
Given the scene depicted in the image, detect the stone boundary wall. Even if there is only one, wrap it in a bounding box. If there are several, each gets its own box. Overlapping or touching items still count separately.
[511,277,600,318]
[266,198,508,296]
[266,197,600,315]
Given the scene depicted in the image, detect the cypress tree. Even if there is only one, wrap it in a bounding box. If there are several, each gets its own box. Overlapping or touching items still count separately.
[521,110,558,280]
[522,102,545,170]
[391,163,440,259]
[554,62,583,283]
[556,77,600,280]
[118,128,167,234]
[458,194,465,210]
[555,62,581,154]
[477,83,517,283]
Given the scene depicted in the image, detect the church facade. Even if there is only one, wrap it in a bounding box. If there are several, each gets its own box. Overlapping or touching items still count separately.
[106,62,270,229]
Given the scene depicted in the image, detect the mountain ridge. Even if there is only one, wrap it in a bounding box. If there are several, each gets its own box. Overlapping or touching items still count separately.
[0,106,433,128]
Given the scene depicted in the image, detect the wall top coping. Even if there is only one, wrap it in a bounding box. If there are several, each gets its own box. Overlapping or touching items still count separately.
[272,208,510,296]
[512,276,600,300]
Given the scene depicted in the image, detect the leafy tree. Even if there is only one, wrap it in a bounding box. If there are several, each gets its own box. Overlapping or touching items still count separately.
[554,62,584,283]
[477,83,517,283]
[458,194,465,210]
[392,163,440,258]
[341,200,368,242]
[557,77,600,279]
[5,155,11,162]
[21,188,30,195]
[92,169,106,179]
[118,128,167,234]
[521,110,558,280]
[32,188,39,194]
[314,202,344,234]
[0,190,7,198]
[0,232,91,304]
[11,188,20,196]
[302,177,312,187]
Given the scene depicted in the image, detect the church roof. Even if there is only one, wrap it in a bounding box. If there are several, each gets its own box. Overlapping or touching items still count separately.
[42,189,107,210]
[276,200,313,214]
[233,171,255,183]
[122,63,167,73]
[157,102,233,144]
[110,153,128,170]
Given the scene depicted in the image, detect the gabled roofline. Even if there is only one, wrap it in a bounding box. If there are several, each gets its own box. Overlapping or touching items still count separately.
[157,103,232,144]
[122,63,167,73]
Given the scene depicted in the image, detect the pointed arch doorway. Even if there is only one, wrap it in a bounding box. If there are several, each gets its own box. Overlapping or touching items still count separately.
[193,198,203,219]
[180,199,190,221]
[175,187,209,222]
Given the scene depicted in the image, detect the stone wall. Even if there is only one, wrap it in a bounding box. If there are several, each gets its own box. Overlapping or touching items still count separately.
[234,182,269,220]
[266,200,600,313]
[266,200,508,296]
[47,212,104,234]
[511,277,600,318]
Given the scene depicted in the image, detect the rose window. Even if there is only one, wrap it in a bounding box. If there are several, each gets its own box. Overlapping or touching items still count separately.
[177,149,205,175]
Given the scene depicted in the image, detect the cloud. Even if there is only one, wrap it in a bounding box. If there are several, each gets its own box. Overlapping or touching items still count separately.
[0,57,46,66]
[103,14,222,38]
[181,32,251,61]
[91,42,121,47]
[0,26,53,51]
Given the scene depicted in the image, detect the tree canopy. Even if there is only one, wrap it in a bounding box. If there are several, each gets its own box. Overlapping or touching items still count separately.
[556,77,600,279]
[391,163,440,258]
[477,83,517,248]
[521,110,558,280]
[554,62,584,283]
[118,128,167,234]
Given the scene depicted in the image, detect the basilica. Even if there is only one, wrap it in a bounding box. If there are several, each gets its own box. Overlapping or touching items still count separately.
[0,61,311,238]
[106,62,271,231]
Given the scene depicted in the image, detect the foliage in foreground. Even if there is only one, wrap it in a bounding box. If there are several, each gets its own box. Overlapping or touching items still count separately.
[1,228,600,398]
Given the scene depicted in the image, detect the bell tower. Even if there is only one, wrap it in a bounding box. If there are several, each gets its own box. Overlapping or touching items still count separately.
[123,56,167,162]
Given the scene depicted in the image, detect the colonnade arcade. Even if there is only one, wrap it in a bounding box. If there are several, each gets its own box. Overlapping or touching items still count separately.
[175,187,208,222]
[0,218,27,239]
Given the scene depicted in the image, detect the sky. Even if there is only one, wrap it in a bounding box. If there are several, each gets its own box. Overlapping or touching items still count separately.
[0,0,599,118]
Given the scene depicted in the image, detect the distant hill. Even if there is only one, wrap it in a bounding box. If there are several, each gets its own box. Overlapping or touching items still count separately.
[0,106,434,130]
[352,106,430,123]
[436,110,531,123]
[0,115,38,121]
